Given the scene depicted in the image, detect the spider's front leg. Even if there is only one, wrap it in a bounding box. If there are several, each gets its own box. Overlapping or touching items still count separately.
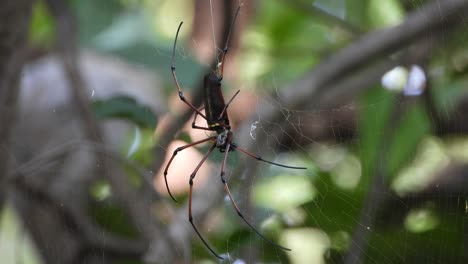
[191,106,213,131]
[171,21,207,119]
[218,142,292,251]
[163,136,216,202]
[216,89,240,121]
[231,143,307,170]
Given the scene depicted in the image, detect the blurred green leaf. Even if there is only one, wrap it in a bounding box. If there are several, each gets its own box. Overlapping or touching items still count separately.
[123,128,155,166]
[357,86,430,183]
[280,228,330,264]
[92,96,157,129]
[70,0,124,45]
[432,75,468,113]
[242,0,341,85]
[92,11,150,51]
[304,173,364,234]
[90,179,112,201]
[255,174,316,212]
[177,131,192,144]
[90,200,139,238]
[388,103,431,175]
[358,87,394,186]
[0,208,40,264]
[392,137,448,196]
[30,0,55,46]
[346,0,368,28]
[314,0,346,19]
[404,207,439,233]
[366,209,465,264]
[367,0,404,28]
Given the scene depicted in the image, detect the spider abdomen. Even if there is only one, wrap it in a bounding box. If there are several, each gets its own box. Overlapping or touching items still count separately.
[204,72,230,130]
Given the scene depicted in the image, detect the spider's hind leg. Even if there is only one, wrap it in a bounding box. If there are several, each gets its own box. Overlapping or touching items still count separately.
[171,21,207,119]
[230,143,307,170]
[162,136,216,202]
[187,142,224,259]
[219,143,292,251]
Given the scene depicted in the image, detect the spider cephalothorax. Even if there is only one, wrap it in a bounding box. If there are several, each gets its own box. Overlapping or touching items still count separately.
[215,130,231,149]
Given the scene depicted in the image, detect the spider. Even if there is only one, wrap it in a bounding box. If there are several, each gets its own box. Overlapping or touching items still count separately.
[164,6,306,259]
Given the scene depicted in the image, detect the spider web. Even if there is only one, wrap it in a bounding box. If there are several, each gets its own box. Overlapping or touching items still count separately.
[223,74,467,264]
[5,1,468,264]
[156,1,468,261]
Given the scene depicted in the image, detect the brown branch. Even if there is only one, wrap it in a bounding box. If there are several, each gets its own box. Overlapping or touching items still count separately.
[343,93,406,264]
[44,1,100,142]
[0,0,33,213]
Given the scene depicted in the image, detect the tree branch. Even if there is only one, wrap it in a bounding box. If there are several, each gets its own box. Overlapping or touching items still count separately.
[45,0,162,244]
[0,0,33,214]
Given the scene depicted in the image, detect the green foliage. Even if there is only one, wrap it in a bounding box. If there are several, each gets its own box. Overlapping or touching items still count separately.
[255,174,316,212]
[366,206,465,264]
[0,208,40,264]
[346,0,368,28]
[367,0,404,28]
[122,128,155,167]
[176,131,192,144]
[89,179,112,201]
[92,96,157,129]
[387,103,431,175]
[241,1,346,85]
[304,173,365,234]
[30,1,55,46]
[69,0,203,85]
[70,0,125,45]
[358,87,395,186]
[89,199,140,238]
[92,96,157,167]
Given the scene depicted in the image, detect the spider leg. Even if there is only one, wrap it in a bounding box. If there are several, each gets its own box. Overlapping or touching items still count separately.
[218,6,241,79]
[216,89,240,121]
[191,106,213,131]
[187,143,224,259]
[231,143,307,170]
[171,22,207,119]
[163,136,216,202]
[220,143,292,252]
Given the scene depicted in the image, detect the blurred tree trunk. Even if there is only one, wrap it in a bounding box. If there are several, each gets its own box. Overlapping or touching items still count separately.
[0,0,33,213]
